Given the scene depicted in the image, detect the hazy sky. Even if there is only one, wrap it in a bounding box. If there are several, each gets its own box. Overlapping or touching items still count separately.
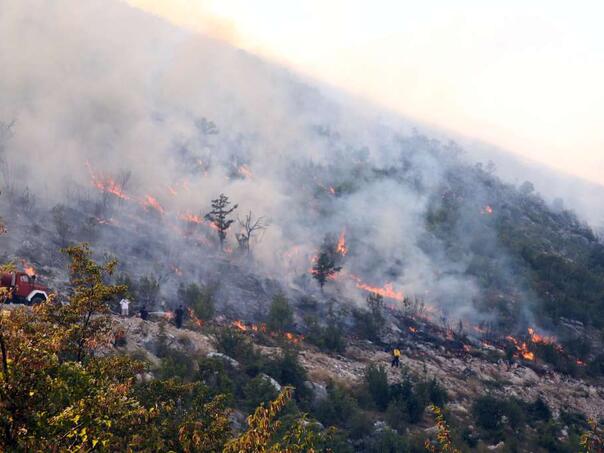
[125,0,604,186]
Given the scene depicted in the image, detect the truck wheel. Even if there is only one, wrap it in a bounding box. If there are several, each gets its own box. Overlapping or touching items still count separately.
[30,295,46,305]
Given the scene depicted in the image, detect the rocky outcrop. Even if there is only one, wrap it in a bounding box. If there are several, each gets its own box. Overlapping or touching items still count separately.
[114,316,604,421]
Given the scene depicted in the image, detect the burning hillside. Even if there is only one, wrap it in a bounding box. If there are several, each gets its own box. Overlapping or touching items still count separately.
[0,1,603,451]
[1,0,602,348]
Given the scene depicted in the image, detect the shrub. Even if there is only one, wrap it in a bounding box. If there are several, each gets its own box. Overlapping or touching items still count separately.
[262,349,311,405]
[179,283,215,321]
[560,409,588,431]
[352,311,373,341]
[196,357,236,402]
[472,395,526,441]
[472,396,503,431]
[243,375,279,411]
[527,397,551,422]
[157,349,197,382]
[315,382,360,428]
[537,420,571,453]
[363,364,390,411]
[305,315,346,354]
[213,327,257,364]
[385,400,408,432]
[348,410,373,440]
[416,377,448,408]
[365,428,409,453]
[389,376,425,424]
[138,275,161,305]
[267,294,294,332]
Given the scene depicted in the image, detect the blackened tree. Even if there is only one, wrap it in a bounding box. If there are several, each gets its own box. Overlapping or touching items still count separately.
[205,194,238,250]
[236,210,269,255]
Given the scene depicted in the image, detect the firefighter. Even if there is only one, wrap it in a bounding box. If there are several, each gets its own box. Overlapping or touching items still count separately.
[391,347,401,368]
[140,305,149,321]
[175,305,184,329]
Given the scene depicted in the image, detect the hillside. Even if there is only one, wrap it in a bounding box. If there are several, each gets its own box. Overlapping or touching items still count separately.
[111,312,604,451]
[1,0,604,451]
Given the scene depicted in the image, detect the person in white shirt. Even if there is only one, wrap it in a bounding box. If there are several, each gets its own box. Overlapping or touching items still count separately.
[120,298,130,317]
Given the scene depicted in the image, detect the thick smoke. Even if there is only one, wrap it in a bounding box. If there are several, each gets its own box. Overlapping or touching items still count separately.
[2,0,589,328]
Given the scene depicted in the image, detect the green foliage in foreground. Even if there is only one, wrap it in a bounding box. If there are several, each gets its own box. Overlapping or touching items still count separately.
[0,244,319,451]
[1,242,601,452]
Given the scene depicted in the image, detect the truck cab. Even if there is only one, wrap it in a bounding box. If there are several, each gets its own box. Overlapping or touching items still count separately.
[0,271,49,304]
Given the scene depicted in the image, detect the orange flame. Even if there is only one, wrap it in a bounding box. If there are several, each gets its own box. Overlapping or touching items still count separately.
[86,162,129,200]
[506,335,535,361]
[284,331,304,344]
[527,327,556,345]
[163,311,175,321]
[232,320,247,331]
[180,213,219,231]
[350,274,404,301]
[483,205,494,215]
[336,230,348,256]
[187,308,204,328]
[250,323,268,333]
[143,195,165,215]
[408,326,417,333]
[283,246,301,260]
[172,266,183,276]
[181,213,205,224]
[231,319,302,343]
[238,164,253,179]
[522,350,535,361]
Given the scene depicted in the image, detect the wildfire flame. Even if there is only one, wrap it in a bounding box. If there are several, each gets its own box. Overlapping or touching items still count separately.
[506,335,535,361]
[251,323,267,334]
[350,274,404,301]
[483,205,494,215]
[283,245,301,261]
[86,162,129,200]
[408,326,417,333]
[180,213,219,231]
[172,265,183,276]
[336,230,348,256]
[232,320,247,331]
[163,311,175,321]
[231,319,302,343]
[143,195,165,215]
[180,213,205,224]
[238,164,253,179]
[527,327,556,345]
[187,308,204,328]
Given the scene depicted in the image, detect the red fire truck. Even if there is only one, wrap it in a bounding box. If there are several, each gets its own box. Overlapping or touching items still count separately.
[0,270,49,304]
